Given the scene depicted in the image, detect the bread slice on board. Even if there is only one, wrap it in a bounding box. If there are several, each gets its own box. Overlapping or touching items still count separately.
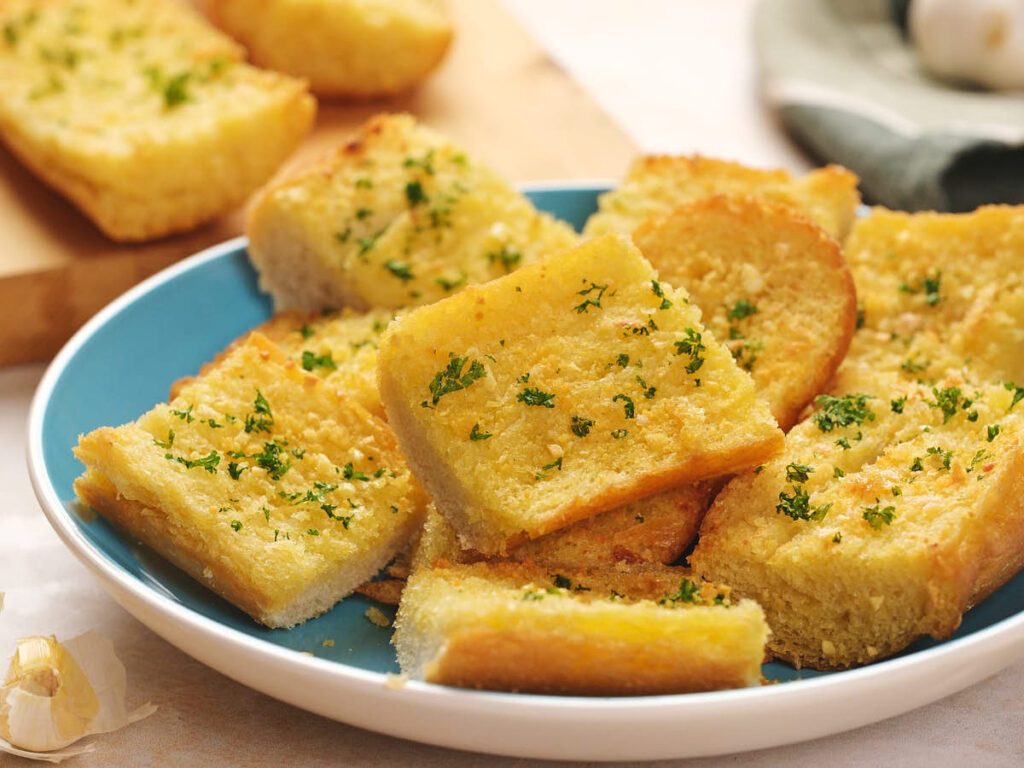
[394,560,769,695]
[378,233,782,555]
[0,0,314,241]
[246,113,578,312]
[584,155,859,242]
[75,333,427,628]
[208,0,452,97]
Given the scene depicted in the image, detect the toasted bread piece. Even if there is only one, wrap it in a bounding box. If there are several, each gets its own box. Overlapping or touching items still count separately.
[170,309,396,419]
[378,234,783,555]
[693,373,1024,669]
[394,561,769,695]
[584,155,860,242]
[414,485,718,570]
[247,113,578,312]
[208,0,452,97]
[0,0,314,241]
[836,206,1024,392]
[74,334,427,628]
[634,195,857,430]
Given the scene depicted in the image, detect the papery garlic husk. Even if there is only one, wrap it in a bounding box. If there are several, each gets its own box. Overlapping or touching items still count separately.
[0,631,155,759]
[0,636,99,752]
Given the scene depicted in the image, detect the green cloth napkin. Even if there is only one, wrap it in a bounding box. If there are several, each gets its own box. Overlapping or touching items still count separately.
[755,0,1024,212]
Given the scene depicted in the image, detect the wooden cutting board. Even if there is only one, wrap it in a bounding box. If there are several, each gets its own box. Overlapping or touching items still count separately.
[0,0,634,366]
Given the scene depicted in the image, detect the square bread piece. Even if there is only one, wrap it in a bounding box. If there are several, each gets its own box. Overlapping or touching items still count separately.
[378,234,783,555]
[583,155,860,242]
[0,0,314,241]
[394,561,769,695]
[247,112,579,312]
[74,333,427,628]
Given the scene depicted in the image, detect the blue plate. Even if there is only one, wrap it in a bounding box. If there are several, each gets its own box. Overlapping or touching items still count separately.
[26,182,1024,760]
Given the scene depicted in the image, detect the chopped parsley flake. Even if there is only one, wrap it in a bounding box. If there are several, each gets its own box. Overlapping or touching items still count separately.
[405,180,428,207]
[611,429,629,439]
[929,386,962,423]
[777,485,831,522]
[967,449,991,473]
[659,578,701,605]
[862,501,896,530]
[230,520,242,532]
[426,355,487,406]
[636,376,656,399]
[674,328,706,374]
[1005,382,1024,410]
[252,442,291,480]
[785,463,814,483]
[301,350,336,372]
[167,450,220,474]
[355,207,373,220]
[517,387,556,408]
[245,389,275,434]
[833,466,845,479]
[384,260,414,282]
[900,271,942,306]
[891,396,907,414]
[487,245,521,271]
[727,299,758,321]
[343,462,371,481]
[613,393,635,419]
[813,393,875,432]
[469,423,492,441]
[170,405,194,423]
[162,71,190,108]
[651,280,672,309]
[574,282,609,314]
[154,430,175,449]
[616,353,630,367]
[227,462,246,480]
[435,271,467,291]
[571,415,594,437]
[988,424,1001,442]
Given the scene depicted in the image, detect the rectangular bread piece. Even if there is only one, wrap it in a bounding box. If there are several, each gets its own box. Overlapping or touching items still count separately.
[378,233,783,555]
[0,0,314,241]
[583,155,860,242]
[74,333,427,628]
[394,561,769,695]
[246,112,579,312]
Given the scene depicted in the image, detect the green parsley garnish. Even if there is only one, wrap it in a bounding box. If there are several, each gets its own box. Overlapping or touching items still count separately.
[162,71,190,108]
[518,387,555,408]
[153,430,175,449]
[891,396,907,414]
[426,356,487,406]
[776,485,831,522]
[252,441,291,480]
[674,328,705,374]
[343,462,370,481]
[659,578,701,605]
[785,463,814,483]
[727,299,758,321]
[929,386,962,424]
[301,350,337,372]
[244,389,274,434]
[170,405,194,423]
[574,282,609,314]
[167,450,220,474]
[636,376,656,399]
[613,393,635,419]
[469,423,492,441]
[610,429,628,439]
[651,280,672,309]
[813,393,875,432]
[571,415,594,437]
[1004,382,1024,410]
[435,271,467,291]
[988,424,1001,442]
[227,462,246,480]
[862,501,895,530]
[230,520,242,532]
[405,180,428,207]
[384,260,414,282]
[616,353,630,367]
[487,245,521,271]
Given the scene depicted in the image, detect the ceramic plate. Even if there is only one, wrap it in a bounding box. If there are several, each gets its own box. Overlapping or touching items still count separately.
[27,183,1024,761]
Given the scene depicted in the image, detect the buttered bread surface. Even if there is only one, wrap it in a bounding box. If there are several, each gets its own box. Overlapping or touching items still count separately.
[378,234,783,555]
[75,334,427,628]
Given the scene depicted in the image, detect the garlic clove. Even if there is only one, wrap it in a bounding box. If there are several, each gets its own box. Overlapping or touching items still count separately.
[0,631,156,762]
[0,636,99,752]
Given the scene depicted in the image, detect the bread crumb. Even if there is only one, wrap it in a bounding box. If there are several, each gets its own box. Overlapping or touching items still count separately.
[821,639,836,656]
[385,673,408,690]
[365,607,392,628]
[322,639,335,647]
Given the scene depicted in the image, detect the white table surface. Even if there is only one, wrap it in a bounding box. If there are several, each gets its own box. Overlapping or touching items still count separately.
[3,1,1023,765]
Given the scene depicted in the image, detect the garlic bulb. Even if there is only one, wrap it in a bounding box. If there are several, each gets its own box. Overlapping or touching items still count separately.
[910,0,1024,90]
[0,630,156,762]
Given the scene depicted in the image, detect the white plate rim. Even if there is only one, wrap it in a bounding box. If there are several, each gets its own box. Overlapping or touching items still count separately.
[23,184,1024,761]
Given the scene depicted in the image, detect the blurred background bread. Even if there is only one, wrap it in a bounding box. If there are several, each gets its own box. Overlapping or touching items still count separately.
[207,0,453,97]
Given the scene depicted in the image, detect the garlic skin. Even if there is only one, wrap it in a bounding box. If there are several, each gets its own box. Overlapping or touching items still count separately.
[910,0,1024,91]
[0,637,99,751]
